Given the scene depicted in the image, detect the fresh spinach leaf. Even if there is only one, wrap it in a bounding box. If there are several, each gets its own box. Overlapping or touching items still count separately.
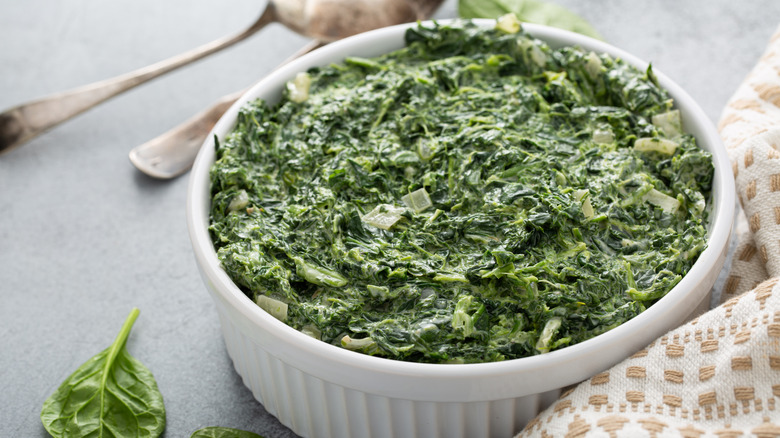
[458,0,603,40]
[41,308,165,438]
[191,427,264,438]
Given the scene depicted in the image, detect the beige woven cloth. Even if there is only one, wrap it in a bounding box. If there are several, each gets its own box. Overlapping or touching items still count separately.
[517,26,780,437]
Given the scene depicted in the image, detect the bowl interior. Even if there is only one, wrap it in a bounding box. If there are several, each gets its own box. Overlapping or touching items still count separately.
[187,19,735,401]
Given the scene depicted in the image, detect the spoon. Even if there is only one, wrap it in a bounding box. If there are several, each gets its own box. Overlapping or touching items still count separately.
[128,40,324,179]
[0,0,442,155]
[130,0,444,179]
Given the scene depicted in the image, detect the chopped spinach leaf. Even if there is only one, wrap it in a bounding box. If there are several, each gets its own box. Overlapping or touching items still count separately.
[41,309,166,437]
[209,20,712,363]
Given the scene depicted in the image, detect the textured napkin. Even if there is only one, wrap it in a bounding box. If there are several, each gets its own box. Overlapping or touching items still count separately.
[517,26,780,436]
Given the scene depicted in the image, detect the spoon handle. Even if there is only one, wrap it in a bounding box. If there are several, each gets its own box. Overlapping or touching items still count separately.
[0,6,277,155]
[130,40,326,179]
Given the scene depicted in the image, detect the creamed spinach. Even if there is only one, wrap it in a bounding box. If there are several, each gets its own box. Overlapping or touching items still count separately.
[209,19,713,363]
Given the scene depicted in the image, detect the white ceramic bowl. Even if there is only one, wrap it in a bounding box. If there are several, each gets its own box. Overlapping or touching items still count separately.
[187,19,735,438]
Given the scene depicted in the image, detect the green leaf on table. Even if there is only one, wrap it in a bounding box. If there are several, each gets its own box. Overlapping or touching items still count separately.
[458,0,603,40]
[41,308,166,437]
[191,427,265,438]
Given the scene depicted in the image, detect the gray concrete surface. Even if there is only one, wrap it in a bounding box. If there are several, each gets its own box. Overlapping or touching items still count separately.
[0,1,776,437]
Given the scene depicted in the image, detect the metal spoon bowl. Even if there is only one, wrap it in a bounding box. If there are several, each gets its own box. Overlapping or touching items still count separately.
[128,41,323,179]
[130,0,443,179]
[0,0,441,155]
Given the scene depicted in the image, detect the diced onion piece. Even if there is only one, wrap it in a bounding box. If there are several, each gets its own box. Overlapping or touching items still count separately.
[694,197,706,214]
[592,129,614,144]
[433,273,469,283]
[634,137,678,155]
[341,335,376,351]
[413,321,438,337]
[293,257,348,287]
[363,204,405,230]
[643,188,680,214]
[401,188,433,213]
[301,325,322,340]
[256,295,288,321]
[517,38,547,67]
[367,284,390,299]
[652,109,683,138]
[496,13,522,34]
[287,72,312,103]
[391,150,419,166]
[227,190,249,213]
[574,189,594,218]
[452,295,476,336]
[417,138,436,160]
[464,233,494,244]
[530,45,547,67]
[535,317,562,353]
[585,51,603,80]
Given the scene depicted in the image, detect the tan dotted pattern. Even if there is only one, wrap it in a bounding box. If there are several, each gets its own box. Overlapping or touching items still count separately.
[679,424,706,438]
[701,339,719,353]
[725,236,769,298]
[730,127,780,278]
[757,279,778,309]
[734,329,751,344]
[714,427,741,438]
[750,213,762,233]
[664,370,684,384]
[597,416,629,437]
[589,394,608,405]
[517,278,780,438]
[729,98,764,112]
[626,366,647,378]
[719,113,745,132]
[663,395,683,408]
[740,244,758,261]
[591,372,610,386]
[745,147,756,167]
[698,391,717,406]
[699,365,716,382]
[665,344,684,358]
[754,82,780,106]
[626,391,645,403]
[771,174,780,191]
[731,356,753,371]
[748,179,758,200]
[724,275,741,295]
